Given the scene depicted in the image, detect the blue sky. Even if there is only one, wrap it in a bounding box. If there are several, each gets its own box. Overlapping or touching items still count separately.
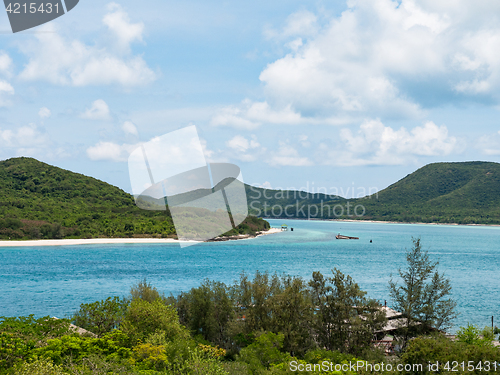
[1,0,500,197]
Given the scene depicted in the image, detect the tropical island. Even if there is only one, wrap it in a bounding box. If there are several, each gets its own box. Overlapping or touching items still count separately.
[2,157,500,244]
[0,157,270,242]
[247,161,500,225]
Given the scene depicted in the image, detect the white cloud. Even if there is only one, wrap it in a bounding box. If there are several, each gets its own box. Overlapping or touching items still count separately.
[227,135,260,153]
[199,138,217,162]
[260,181,272,189]
[38,107,51,118]
[87,130,213,165]
[0,124,49,150]
[225,134,263,162]
[0,80,14,107]
[211,99,334,129]
[0,51,13,76]
[298,135,310,147]
[81,99,111,120]
[477,131,500,155]
[268,141,313,167]
[122,120,138,135]
[86,141,136,162]
[19,5,156,87]
[0,123,73,159]
[256,0,500,123]
[265,10,319,40]
[103,3,144,52]
[210,105,260,130]
[325,119,461,166]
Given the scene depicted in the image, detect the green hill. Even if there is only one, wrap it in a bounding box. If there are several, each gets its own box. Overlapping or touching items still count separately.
[0,157,269,240]
[354,161,500,224]
[3,158,499,236]
[247,161,500,224]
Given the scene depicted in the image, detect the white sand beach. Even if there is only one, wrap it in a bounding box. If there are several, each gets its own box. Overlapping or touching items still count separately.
[0,227,283,247]
[255,227,282,237]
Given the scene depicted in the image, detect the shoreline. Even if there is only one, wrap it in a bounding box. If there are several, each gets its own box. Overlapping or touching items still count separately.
[331,218,500,227]
[264,217,500,228]
[0,227,282,248]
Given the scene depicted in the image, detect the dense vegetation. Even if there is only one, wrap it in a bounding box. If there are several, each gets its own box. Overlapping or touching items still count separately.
[354,161,500,224]
[1,276,498,374]
[248,162,500,224]
[0,157,269,240]
[3,158,500,239]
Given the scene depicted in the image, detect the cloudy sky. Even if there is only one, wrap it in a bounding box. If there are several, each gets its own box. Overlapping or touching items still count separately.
[1,0,500,197]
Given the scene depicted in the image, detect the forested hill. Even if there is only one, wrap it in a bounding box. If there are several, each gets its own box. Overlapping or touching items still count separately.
[0,157,269,240]
[354,161,500,224]
[244,161,500,225]
[3,158,500,238]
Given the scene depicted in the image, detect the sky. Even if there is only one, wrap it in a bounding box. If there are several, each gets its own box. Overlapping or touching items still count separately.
[1,0,500,198]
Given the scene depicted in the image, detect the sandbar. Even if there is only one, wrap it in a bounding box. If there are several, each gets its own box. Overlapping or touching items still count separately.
[0,228,282,247]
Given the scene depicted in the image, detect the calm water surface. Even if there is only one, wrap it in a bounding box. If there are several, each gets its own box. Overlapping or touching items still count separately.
[1,219,499,332]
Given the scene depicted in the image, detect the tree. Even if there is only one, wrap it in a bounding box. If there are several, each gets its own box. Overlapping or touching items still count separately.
[388,237,457,349]
[120,299,189,344]
[230,271,315,356]
[72,296,127,337]
[456,324,495,347]
[129,278,167,303]
[309,269,386,355]
[176,280,234,349]
[270,275,315,357]
[400,333,500,375]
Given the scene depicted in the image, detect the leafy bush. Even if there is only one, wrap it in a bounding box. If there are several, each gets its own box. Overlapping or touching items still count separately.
[129,278,167,303]
[13,357,65,375]
[0,333,34,370]
[456,324,495,346]
[35,330,131,365]
[131,342,169,371]
[400,333,500,375]
[237,332,292,372]
[121,299,189,344]
[72,296,127,337]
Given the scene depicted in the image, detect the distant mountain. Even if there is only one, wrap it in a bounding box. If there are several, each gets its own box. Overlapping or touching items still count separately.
[355,161,500,224]
[0,157,269,240]
[3,158,499,239]
[250,161,500,224]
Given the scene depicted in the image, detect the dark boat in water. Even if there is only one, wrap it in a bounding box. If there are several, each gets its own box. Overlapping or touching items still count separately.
[336,234,359,240]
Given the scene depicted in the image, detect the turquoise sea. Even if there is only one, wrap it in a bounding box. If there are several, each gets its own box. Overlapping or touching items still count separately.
[1,219,499,332]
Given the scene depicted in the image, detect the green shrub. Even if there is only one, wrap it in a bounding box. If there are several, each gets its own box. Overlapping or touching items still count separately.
[237,332,292,373]
[14,357,65,375]
[0,333,34,370]
[131,342,168,371]
[456,324,495,346]
[400,333,500,375]
[35,330,131,365]
[121,299,190,345]
[72,297,127,337]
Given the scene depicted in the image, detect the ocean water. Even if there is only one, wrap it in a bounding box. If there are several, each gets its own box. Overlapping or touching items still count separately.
[0,219,499,332]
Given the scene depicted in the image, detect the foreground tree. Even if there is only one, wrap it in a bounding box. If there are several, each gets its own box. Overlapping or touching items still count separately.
[309,269,386,356]
[176,280,234,349]
[72,296,127,337]
[388,237,457,349]
[231,271,315,356]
